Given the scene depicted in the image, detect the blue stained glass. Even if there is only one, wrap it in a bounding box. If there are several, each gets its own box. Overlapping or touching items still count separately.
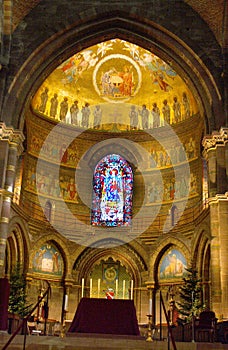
[91,154,133,227]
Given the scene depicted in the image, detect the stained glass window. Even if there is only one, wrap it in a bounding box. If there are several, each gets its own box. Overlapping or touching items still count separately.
[91,154,133,227]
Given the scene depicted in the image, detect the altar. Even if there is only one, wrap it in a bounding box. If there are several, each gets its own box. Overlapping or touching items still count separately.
[68,298,140,336]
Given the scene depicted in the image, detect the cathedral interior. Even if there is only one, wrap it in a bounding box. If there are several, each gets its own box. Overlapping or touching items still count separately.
[0,0,227,344]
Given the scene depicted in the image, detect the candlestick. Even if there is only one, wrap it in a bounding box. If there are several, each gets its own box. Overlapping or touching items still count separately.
[149,298,152,314]
[123,280,126,299]
[90,278,93,298]
[130,280,134,300]
[64,294,68,311]
[81,278,84,298]
[115,279,118,299]
[97,278,100,298]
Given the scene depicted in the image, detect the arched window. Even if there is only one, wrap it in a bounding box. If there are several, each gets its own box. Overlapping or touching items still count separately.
[44,200,52,221]
[91,154,133,227]
[171,205,179,227]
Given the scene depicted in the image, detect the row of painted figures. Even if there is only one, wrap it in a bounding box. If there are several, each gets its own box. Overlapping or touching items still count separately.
[37,87,191,128]
[25,169,198,202]
[30,134,197,167]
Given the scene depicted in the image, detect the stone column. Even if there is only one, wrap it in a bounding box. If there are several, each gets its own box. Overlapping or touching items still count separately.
[203,128,228,318]
[0,122,24,276]
[209,194,228,318]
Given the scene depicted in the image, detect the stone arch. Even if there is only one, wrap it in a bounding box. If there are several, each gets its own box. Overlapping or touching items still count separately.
[73,241,148,288]
[6,216,31,274]
[192,225,211,307]
[3,4,223,131]
[83,139,142,171]
[149,235,191,283]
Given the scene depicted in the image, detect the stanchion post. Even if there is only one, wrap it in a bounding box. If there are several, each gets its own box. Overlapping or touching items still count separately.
[146,314,153,342]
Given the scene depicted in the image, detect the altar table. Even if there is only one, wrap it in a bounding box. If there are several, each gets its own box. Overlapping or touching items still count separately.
[68,298,140,336]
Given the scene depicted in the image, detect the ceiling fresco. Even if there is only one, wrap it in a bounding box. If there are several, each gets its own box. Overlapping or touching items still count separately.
[32,39,199,131]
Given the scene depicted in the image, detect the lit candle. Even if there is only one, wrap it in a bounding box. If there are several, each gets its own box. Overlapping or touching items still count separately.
[123,280,126,299]
[149,298,152,314]
[130,280,134,300]
[90,278,93,298]
[81,278,84,298]
[64,294,68,311]
[115,279,118,299]
[97,278,100,298]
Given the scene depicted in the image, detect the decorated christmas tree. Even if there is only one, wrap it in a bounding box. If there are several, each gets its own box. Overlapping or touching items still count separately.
[177,263,204,322]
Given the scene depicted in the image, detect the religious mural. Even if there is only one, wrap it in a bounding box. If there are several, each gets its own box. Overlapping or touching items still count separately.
[23,39,203,227]
[23,156,79,203]
[91,154,133,226]
[32,39,198,131]
[89,258,131,299]
[32,243,63,276]
[159,249,187,280]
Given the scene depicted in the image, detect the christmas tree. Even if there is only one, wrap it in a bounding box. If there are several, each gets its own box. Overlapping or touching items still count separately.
[177,263,204,322]
[8,262,31,317]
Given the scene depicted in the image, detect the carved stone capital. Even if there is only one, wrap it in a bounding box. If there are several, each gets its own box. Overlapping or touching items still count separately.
[202,127,228,151]
[0,122,25,155]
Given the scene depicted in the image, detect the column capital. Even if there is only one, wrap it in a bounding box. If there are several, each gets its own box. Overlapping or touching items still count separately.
[208,192,228,205]
[0,122,25,155]
[202,127,228,151]
[145,282,156,290]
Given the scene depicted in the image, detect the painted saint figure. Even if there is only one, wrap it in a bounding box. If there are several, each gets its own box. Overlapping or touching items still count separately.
[39,87,49,113]
[129,105,138,130]
[70,100,79,125]
[81,102,90,128]
[93,105,102,129]
[152,102,160,128]
[182,92,190,119]
[59,97,68,121]
[162,99,171,124]
[50,93,58,118]
[139,104,149,129]
[173,96,181,123]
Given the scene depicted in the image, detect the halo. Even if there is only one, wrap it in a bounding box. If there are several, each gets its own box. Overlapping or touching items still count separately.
[93,54,142,103]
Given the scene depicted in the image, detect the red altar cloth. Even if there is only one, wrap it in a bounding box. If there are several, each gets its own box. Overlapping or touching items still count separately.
[68,298,140,336]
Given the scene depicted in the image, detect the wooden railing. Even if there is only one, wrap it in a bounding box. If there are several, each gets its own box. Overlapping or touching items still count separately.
[2,281,51,350]
[159,291,177,350]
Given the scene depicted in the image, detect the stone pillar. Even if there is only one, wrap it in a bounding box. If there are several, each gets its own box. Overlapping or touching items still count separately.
[0,122,24,276]
[209,194,228,318]
[203,128,228,318]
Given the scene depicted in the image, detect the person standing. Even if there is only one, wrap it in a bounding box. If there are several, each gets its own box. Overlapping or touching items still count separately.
[70,100,79,125]
[59,97,68,121]
[152,102,160,128]
[173,96,181,123]
[162,99,171,124]
[139,104,149,129]
[49,93,58,118]
[39,87,49,113]
[129,105,138,130]
[81,102,90,128]
[93,105,102,129]
[182,92,190,119]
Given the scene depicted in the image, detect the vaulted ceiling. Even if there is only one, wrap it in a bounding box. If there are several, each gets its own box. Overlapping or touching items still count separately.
[12,0,226,46]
